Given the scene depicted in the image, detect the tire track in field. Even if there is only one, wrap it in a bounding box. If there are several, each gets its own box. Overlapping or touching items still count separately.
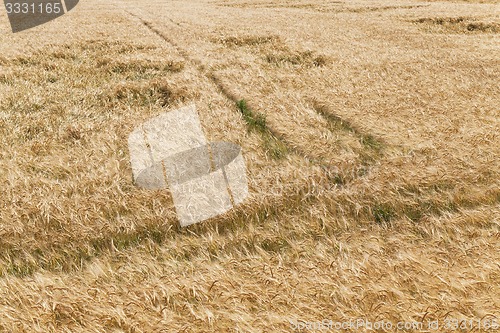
[120,7,345,173]
[121,7,393,179]
[0,5,343,279]
[113,5,398,191]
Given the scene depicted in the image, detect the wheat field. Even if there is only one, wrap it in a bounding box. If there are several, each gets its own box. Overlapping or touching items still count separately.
[0,0,499,331]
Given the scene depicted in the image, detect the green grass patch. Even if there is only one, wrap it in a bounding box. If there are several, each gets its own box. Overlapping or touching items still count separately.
[373,203,395,225]
[236,99,288,160]
[237,99,267,133]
